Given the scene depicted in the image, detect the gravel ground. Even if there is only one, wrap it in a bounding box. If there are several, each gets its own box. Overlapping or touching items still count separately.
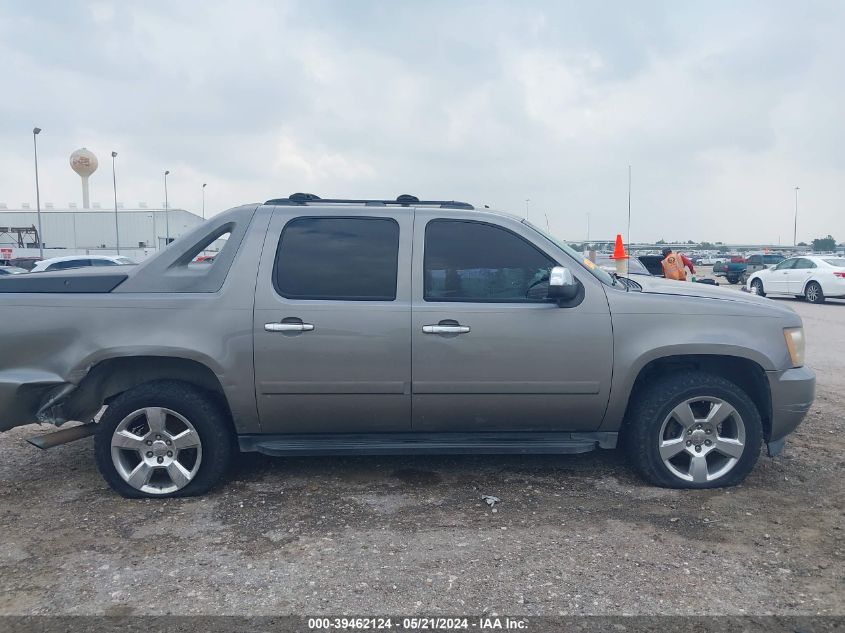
[0,292,843,616]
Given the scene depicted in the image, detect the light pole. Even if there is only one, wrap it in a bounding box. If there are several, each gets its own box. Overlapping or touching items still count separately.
[202,183,207,220]
[586,212,590,242]
[793,186,800,247]
[525,198,530,220]
[32,127,44,257]
[164,170,170,245]
[111,151,120,254]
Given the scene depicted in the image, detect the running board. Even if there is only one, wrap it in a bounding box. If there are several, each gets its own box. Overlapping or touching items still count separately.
[238,432,617,457]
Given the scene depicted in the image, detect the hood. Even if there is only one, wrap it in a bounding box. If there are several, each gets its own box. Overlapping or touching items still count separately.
[634,275,788,309]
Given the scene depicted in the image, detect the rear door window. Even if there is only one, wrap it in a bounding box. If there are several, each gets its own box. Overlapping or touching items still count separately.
[274,217,400,301]
[794,258,817,269]
[48,259,91,271]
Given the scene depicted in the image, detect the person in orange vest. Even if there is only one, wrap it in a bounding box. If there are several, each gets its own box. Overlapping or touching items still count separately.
[661,247,687,281]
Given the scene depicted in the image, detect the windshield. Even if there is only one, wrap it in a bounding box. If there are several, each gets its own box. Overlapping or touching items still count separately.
[522,220,617,286]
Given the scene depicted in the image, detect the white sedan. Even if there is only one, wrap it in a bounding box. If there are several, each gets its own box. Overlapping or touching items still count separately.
[30,255,137,273]
[747,255,845,303]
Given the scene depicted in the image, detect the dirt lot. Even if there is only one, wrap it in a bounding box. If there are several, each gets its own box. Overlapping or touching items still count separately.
[0,294,843,616]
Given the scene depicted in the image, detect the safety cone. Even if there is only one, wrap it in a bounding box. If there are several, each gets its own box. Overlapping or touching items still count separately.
[609,234,629,260]
[609,234,629,276]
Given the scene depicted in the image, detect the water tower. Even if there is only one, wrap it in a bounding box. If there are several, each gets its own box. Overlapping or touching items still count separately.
[70,148,98,209]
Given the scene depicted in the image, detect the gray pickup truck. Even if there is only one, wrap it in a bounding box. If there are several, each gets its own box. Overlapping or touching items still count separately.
[0,195,815,498]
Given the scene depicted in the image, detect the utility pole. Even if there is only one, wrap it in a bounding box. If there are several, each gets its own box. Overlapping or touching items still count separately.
[202,183,207,220]
[111,151,120,254]
[32,127,43,257]
[793,186,800,247]
[164,170,170,245]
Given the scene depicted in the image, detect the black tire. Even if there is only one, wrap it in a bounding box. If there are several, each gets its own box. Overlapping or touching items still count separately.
[94,380,234,498]
[751,278,765,297]
[805,281,825,304]
[726,275,738,285]
[623,370,763,489]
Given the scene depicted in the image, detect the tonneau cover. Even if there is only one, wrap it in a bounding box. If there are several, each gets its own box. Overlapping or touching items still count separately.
[0,271,128,293]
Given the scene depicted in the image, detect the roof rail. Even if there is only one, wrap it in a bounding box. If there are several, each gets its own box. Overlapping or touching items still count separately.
[264,193,474,210]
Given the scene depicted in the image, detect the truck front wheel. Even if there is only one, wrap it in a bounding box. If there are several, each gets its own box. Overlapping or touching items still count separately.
[94,380,234,498]
[624,371,763,488]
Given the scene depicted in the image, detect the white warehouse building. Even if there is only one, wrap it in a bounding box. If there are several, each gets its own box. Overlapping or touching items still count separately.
[0,206,204,252]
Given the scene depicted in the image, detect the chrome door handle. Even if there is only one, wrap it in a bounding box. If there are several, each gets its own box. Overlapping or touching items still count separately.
[265,322,315,332]
[422,324,470,334]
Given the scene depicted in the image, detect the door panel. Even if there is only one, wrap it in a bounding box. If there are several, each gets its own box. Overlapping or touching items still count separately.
[767,258,797,293]
[788,258,816,293]
[253,210,412,433]
[411,213,613,432]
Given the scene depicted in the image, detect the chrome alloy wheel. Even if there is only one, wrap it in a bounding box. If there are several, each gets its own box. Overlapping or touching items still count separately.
[110,407,202,495]
[657,397,746,484]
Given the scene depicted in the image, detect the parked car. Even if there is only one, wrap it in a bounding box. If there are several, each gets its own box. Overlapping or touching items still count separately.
[637,255,665,276]
[1,257,41,271]
[747,256,845,303]
[0,194,815,497]
[715,253,785,285]
[0,266,27,276]
[30,255,137,273]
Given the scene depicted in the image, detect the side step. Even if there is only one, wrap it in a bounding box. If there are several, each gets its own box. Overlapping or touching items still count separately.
[238,432,618,457]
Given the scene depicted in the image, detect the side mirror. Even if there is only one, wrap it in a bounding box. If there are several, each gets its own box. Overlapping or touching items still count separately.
[547,266,578,301]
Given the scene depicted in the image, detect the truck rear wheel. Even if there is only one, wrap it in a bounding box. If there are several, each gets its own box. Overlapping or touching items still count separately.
[94,381,234,498]
[624,371,762,489]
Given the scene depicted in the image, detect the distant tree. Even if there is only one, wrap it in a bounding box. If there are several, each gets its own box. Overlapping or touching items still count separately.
[656,239,666,245]
[797,242,808,247]
[812,235,837,252]
[699,242,716,250]
[715,241,723,245]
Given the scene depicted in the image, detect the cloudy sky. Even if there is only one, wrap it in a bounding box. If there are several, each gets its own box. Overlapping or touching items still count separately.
[1,0,843,244]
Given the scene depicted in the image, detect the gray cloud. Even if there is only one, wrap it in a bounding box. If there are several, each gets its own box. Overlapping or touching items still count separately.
[0,0,842,243]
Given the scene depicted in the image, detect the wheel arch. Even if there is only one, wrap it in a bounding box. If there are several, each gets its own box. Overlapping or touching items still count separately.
[620,354,773,441]
[62,356,234,429]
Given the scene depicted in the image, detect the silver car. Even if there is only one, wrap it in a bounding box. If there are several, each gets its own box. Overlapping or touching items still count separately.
[0,195,815,497]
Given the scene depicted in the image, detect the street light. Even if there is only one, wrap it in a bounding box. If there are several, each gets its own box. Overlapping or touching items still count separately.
[164,170,170,244]
[202,183,207,220]
[32,127,43,258]
[793,186,800,247]
[111,151,120,254]
[525,198,530,220]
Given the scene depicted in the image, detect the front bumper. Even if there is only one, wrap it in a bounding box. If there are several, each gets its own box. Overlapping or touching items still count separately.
[766,365,815,445]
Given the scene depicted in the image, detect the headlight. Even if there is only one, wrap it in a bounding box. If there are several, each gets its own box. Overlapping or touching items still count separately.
[784,327,805,368]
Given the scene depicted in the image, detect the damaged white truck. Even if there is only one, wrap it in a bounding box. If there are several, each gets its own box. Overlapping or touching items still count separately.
[0,194,815,498]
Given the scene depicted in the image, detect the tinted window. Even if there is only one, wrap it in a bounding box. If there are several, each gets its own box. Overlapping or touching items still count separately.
[274,217,399,301]
[774,258,797,270]
[794,258,816,269]
[763,255,784,265]
[424,220,556,302]
[823,258,845,267]
[91,259,118,266]
[747,255,761,265]
[47,259,91,271]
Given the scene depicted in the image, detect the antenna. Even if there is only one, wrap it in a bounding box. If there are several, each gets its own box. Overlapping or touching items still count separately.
[626,165,632,278]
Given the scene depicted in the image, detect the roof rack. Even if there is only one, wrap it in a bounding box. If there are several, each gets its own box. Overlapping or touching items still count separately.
[264,193,474,210]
